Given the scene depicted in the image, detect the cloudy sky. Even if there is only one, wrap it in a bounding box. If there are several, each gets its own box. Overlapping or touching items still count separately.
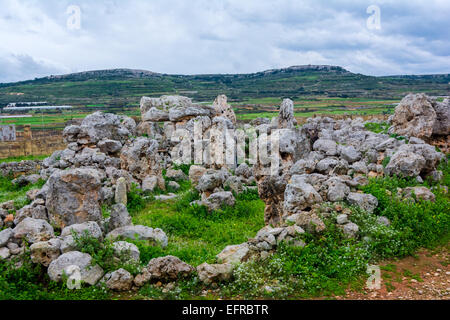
[0,0,449,83]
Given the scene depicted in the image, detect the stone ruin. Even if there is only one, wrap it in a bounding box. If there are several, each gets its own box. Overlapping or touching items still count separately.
[0,92,448,290]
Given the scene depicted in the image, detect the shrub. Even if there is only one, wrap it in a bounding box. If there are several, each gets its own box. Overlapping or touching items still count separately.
[72,231,141,275]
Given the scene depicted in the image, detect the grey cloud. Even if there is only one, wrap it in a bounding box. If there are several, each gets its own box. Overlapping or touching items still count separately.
[0,0,449,82]
[0,54,69,83]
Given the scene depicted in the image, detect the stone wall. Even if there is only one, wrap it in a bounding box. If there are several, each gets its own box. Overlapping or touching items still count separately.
[0,160,42,177]
[0,125,65,159]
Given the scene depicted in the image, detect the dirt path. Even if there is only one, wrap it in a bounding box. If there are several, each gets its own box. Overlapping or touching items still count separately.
[336,245,450,300]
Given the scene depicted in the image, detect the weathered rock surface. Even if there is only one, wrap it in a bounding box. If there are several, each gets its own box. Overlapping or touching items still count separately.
[197,263,233,285]
[102,268,133,291]
[346,193,378,213]
[12,218,54,243]
[120,137,164,189]
[63,112,134,145]
[404,186,436,202]
[135,256,194,285]
[212,95,237,124]
[61,221,103,240]
[278,99,295,129]
[46,168,103,228]
[284,176,323,213]
[48,251,104,285]
[106,225,168,247]
[204,191,236,211]
[112,241,140,262]
[216,243,250,264]
[30,238,61,267]
[147,256,194,281]
[109,204,132,231]
[0,228,13,247]
[188,165,207,186]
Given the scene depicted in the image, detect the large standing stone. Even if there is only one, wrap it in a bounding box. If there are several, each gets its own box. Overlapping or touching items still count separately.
[212,95,237,124]
[278,99,295,129]
[45,169,103,229]
[257,175,288,227]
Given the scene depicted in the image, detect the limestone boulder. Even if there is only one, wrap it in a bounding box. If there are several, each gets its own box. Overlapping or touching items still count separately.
[13,218,54,244]
[284,175,323,214]
[30,238,61,267]
[106,225,168,248]
[346,193,378,213]
[212,95,236,124]
[197,263,233,285]
[102,268,134,291]
[48,251,104,285]
[390,93,437,139]
[45,169,103,228]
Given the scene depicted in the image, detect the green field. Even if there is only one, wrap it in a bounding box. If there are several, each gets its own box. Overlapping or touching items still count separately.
[1,66,448,128]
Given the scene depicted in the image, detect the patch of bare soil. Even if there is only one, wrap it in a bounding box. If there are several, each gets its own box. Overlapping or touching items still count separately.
[336,245,450,300]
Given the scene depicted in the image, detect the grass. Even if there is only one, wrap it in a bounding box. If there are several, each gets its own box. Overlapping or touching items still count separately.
[0,174,45,211]
[0,155,48,164]
[217,160,449,299]
[0,159,448,300]
[130,189,265,266]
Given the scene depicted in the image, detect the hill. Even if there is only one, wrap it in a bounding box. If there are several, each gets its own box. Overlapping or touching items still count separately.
[0,65,449,108]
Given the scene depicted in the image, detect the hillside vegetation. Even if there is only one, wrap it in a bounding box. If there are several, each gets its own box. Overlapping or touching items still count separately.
[1,66,449,109]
